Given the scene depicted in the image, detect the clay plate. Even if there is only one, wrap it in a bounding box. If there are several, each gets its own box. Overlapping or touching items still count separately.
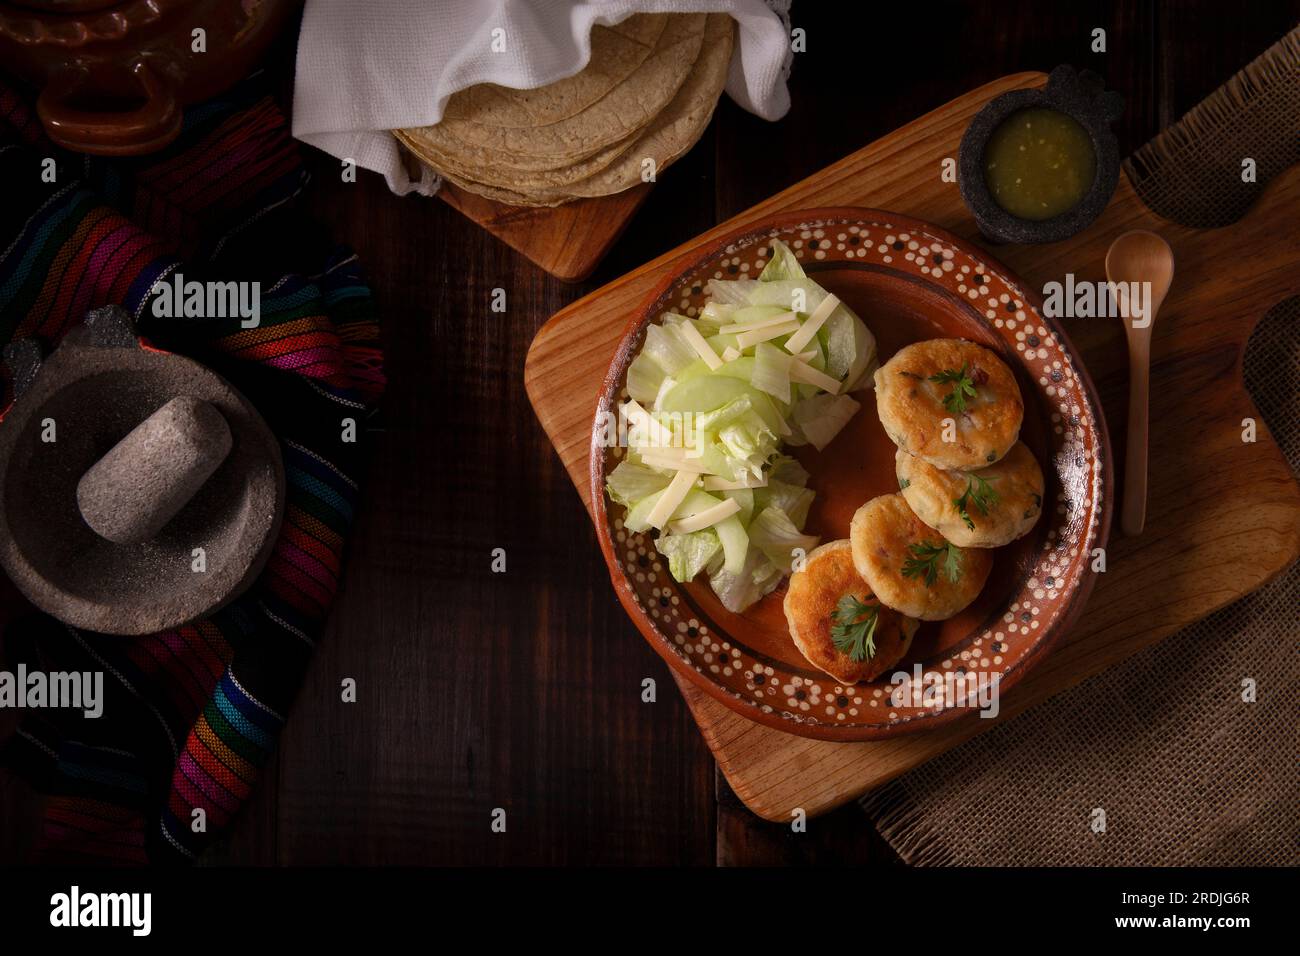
[590,208,1112,740]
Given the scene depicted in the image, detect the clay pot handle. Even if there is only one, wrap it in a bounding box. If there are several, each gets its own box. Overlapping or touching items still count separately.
[37,61,182,156]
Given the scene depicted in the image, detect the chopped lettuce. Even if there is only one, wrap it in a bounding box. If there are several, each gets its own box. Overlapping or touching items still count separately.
[748,506,819,572]
[626,352,665,404]
[606,238,876,612]
[768,454,810,487]
[721,487,755,526]
[714,514,750,575]
[694,394,757,432]
[751,341,792,403]
[606,459,671,508]
[622,487,665,533]
[655,530,721,583]
[793,393,861,451]
[717,419,778,471]
[754,480,815,530]
[641,322,694,375]
[708,547,785,613]
[706,277,759,305]
[699,300,735,325]
[758,239,808,282]
[823,308,876,384]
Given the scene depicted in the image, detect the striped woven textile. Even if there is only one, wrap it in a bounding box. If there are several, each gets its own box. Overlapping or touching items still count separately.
[0,79,384,863]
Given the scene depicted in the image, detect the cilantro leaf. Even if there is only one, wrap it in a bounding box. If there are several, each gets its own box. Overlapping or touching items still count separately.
[831,594,880,662]
[901,539,964,586]
[953,473,1000,530]
[929,363,978,414]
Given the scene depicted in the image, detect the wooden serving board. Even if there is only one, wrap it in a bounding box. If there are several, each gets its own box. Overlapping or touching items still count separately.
[524,72,1300,821]
[439,181,651,282]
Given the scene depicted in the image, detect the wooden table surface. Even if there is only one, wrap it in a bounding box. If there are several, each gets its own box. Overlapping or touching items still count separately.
[3,1,1297,866]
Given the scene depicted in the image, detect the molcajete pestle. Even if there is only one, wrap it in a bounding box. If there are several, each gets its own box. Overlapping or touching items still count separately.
[0,306,285,635]
[77,395,234,544]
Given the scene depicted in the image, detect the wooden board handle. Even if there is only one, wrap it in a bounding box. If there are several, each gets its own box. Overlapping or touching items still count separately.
[1122,342,1150,535]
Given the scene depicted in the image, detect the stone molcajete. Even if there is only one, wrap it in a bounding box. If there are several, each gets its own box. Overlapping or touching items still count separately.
[959,65,1123,244]
[0,306,285,635]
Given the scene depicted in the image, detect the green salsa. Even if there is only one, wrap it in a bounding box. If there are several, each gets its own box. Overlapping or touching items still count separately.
[983,107,1096,221]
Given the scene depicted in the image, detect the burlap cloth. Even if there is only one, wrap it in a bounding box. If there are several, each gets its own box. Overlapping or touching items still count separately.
[861,27,1300,866]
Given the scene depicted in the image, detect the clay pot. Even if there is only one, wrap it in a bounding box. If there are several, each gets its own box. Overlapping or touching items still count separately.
[0,0,300,155]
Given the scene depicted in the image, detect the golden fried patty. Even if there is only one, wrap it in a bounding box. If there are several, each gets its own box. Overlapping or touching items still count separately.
[896,441,1045,548]
[783,540,919,684]
[874,338,1023,470]
[849,493,992,621]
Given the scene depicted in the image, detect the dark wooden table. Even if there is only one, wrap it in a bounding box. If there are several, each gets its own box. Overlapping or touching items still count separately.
[3,0,1296,865]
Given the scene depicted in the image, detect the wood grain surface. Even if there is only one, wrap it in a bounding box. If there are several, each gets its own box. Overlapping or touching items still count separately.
[527,71,1300,819]
[438,181,653,282]
[2,0,1297,866]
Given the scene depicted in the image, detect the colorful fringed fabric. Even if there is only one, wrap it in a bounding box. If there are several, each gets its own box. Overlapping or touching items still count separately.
[0,79,384,863]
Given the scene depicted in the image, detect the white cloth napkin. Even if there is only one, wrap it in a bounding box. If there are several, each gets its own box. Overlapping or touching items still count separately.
[292,0,794,196]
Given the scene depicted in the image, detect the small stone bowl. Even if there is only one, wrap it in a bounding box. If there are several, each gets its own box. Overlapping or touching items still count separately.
[0,306,285,635]
[958,65,1123,244]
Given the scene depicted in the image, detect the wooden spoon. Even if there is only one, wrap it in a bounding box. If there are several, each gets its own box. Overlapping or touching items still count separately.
[1105,230,1174,537]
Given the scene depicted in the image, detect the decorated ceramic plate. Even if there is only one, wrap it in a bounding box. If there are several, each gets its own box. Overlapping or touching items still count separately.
[591,208,1111,740]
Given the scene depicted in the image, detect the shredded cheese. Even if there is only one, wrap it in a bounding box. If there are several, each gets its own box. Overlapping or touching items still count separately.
[646,470,698,529]
[719,311,797,334]
[638,452,708,473]
[784,293,840,354]
[621,401,672,449]
[676,320,723,370]
[789,358,841,394]
[667,497,741,534]
[734,318,801,350]
[703,474,768,491]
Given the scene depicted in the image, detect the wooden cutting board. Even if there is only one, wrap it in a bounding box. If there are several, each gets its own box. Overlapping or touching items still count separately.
[524,72,1300,821]
[439,181,651,282]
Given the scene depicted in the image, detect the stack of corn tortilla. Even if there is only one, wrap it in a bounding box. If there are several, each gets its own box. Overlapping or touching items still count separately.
[393,13,734,206]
